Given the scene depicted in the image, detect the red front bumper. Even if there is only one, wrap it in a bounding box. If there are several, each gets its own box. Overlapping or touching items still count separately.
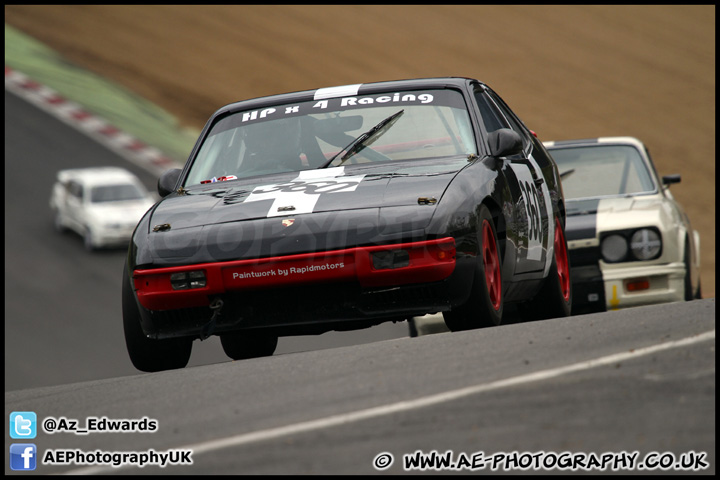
[133,237,456,311]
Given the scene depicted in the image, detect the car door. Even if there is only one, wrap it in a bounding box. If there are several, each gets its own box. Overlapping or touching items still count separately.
[65,180,85,232]
[474,87,552,275]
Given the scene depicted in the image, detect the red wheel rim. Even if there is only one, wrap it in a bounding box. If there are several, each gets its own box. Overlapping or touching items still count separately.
[482,219,502,310]
[554,217,571,302]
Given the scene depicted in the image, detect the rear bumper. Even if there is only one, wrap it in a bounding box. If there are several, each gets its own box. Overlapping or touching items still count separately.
[133,237,456,311]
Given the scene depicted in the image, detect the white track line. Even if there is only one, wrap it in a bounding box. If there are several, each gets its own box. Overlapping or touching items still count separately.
[64,329,715,474]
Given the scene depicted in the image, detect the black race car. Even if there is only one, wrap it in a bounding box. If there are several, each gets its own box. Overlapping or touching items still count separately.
[123,77,572,372]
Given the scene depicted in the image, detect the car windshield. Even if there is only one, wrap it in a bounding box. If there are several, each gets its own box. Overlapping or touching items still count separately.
[184,89,477,186]
[549,145,657,200]
[90,183,147,203]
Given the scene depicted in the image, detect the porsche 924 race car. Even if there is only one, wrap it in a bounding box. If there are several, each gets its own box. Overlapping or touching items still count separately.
[544,137,701,314]
[123,77,572,372]
[50,167,156,250]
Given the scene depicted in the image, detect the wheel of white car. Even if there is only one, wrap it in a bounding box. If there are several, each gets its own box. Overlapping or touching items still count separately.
[683,238,700,301]
[220,330,278,360]
[53,210,67,233]
[83,228,95,251]
[443,204,503,331]
[695,280,703,300]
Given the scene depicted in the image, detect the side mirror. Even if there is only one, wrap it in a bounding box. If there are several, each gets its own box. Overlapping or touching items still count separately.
[662,174,681,186]
[487,128,523,157]
[158,168,182,197]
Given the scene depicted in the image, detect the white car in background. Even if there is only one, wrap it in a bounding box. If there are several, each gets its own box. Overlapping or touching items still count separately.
[50,167,156,250]
[544,137,701,313]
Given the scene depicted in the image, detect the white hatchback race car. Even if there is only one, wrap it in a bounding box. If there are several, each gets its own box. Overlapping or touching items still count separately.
[544,137,701,313]
[50,167,156,250]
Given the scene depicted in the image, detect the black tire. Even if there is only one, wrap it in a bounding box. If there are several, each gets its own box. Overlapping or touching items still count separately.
[683,240,692,301]
[220,330,278,360]
[520,216,572,320]
[53,210,68,233]
[682,238,701,300]
[443,205,503,331]
[84,228,95,251]
[122,264,193,372]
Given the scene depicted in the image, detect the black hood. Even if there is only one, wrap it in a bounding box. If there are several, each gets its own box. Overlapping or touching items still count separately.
[143,157,468,265]
[149,158,467,230]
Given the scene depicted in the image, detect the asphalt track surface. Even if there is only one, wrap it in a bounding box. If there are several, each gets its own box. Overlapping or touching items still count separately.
[4,89,716,475]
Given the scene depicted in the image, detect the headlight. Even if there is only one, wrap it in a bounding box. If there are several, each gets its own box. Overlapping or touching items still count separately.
[600,227,662,263]
[601,234,628,263]
[630,228,662,260]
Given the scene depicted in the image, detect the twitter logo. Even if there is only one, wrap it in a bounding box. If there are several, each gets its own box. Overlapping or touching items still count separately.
[10,412,37,439]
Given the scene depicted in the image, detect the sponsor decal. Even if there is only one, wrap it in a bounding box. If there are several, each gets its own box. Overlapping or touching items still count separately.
[224,256,352,289]
[201,175,237,184]
[244,167,365,217]
[230,262,346,280]
[241,91,445,126]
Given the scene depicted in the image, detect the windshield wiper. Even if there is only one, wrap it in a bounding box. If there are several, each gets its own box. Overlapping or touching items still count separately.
[319,109,404,169]
[560,169,575,180]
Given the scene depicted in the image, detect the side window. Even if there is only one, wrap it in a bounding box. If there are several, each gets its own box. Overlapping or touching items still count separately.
[487,92,531,152]
[474,90,507,134]
[70,181,83,200]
